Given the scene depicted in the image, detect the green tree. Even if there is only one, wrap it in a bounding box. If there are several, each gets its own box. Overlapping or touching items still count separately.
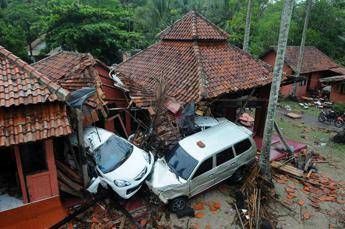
[45,2,142,64]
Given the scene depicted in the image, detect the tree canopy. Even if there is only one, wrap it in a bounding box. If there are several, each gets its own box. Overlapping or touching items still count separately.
[0,0,344,65]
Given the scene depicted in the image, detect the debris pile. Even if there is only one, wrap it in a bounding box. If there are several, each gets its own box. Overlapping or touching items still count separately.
[234,165,277,229]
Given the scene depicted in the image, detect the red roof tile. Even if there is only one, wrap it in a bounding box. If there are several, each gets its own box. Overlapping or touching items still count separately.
[0,46,68,107]
[265,46,339,74]
[0,46,71,146]
[116,12,272,106]
[329,66,345,75]
[0,102,71,147]
[159,11,229,41]
[33,51,110,108]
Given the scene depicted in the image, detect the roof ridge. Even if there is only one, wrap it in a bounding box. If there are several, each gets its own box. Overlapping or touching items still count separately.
[117,43,160,67]
[191,11,198,38]
[192,41,208,100]
[158,10,229,41]
[0,46,69,100]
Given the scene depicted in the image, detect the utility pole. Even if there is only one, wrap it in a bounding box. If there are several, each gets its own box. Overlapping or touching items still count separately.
[260,0,295,180]
[292,0,312,97]
[243,0,252,52]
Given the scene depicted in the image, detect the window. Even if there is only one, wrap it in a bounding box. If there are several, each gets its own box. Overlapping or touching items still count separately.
[165,144,198,180]
[234,139,252,155]
[192,158,213,179]
[216,148,234,166]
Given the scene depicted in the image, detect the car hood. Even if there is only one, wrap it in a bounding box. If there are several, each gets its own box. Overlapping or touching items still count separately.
[101,147,147,181]
[146,158,184,191]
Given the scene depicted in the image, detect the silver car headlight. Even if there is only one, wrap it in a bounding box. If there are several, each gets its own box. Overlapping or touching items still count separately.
[143,152,151,164]
[114,180,131,187]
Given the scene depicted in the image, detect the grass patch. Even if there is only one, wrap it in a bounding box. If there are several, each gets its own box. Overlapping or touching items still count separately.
[275,116,345,160]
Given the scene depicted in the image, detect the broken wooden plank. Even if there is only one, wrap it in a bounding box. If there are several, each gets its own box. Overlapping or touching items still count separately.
[271,161,304,177]
[56,160,83,184]
[59,182,83,197]
[57,170,83,191]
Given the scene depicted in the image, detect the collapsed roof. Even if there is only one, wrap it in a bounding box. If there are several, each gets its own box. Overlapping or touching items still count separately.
[116,11,273,107]
[33,51,117,108]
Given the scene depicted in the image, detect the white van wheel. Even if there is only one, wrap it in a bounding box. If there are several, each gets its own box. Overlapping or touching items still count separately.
[169,197,187,213]
[229,168,245,183]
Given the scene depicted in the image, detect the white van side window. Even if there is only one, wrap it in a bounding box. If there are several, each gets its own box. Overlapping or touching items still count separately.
[234,139,252,155]
[216,147,234,166]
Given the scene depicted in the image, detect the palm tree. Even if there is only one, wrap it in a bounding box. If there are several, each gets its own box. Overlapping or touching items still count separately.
[292,0,313,97]
[243,0,252,52]
[260,0,295,180]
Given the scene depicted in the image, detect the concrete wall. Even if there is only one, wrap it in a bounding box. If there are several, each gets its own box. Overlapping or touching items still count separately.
[309,72,321,91]
[330,83,345,104]
[262,51,308,97]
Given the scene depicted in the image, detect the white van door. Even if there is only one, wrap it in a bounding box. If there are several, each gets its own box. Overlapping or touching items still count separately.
[214,146,237,184]
[189,157,215,197]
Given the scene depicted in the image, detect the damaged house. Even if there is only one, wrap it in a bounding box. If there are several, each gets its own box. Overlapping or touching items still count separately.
[32,51,133,195]
[115,11,275,149]
[261,46,344,98]
[0,46,71,227]
[32,51,131,137]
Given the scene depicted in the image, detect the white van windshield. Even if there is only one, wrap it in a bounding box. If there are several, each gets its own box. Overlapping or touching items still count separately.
[165,144,198,180]
[94,136,133,173]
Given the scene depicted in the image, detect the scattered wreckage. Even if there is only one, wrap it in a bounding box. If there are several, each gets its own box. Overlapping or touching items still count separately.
[70,127,154,199]
[146,119,257,212]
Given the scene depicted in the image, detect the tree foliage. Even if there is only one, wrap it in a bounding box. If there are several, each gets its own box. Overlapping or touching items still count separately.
[0,0,344,65]
[45,1,141,64]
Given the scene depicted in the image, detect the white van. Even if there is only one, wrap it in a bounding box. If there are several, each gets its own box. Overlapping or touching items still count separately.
[146,119,256,212]
[70,127,154,199]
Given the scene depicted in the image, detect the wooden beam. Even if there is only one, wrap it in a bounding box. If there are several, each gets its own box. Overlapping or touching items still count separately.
[76,108,89,188]
[45,139,59,196]
[14,145,28,203]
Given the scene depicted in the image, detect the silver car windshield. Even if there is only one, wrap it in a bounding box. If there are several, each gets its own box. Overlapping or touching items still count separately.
[94,136,133,173]
[165,144,198,180]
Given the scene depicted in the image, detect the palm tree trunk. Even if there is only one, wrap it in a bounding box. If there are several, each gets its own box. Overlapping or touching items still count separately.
[292,0,312,97]
[243,0,252,52]
[259,0,295,180]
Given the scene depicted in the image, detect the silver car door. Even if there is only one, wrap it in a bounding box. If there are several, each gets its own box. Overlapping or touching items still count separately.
[189,157,215,197]
[234,138,253,165]
[214,146,237,184]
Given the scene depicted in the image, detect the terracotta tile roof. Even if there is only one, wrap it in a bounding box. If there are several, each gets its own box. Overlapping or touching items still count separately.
[320,75,345,83]
[33,51,109,108]
[329,66,345,75]
[0,46,71,146]
[159,11,229,41]
[265,46,339,74]
[116,12,272,107]
[0,46,69,107]
[0,102,71,147]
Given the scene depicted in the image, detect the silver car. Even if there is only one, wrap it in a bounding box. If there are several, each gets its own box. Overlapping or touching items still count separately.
[146,119,256,212]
